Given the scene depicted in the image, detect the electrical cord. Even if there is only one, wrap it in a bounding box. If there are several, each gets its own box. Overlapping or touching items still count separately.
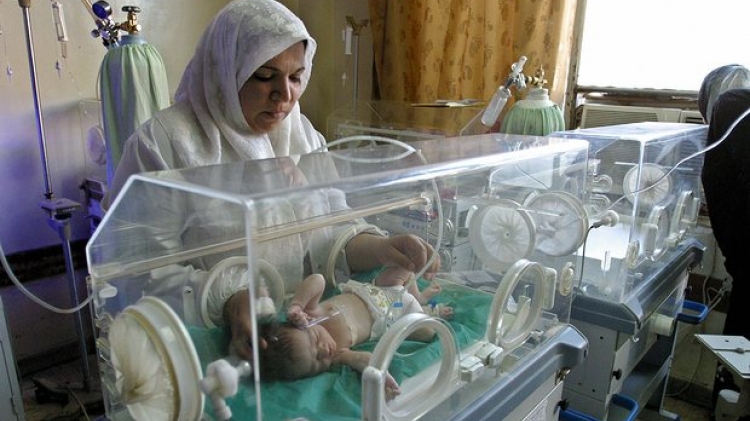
[0,238,93,314]
[603,105,750,213]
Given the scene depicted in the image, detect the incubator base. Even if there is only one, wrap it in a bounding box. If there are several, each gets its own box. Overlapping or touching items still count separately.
[563,241,704,421]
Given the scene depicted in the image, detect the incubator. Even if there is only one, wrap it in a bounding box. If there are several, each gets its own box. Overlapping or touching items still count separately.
[326,100,483,141]
[87,133,588,421]
[551,122,708,420]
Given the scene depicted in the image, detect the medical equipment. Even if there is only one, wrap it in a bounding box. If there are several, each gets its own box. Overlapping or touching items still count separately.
[552,122,706,302]
[551,122,710,420]
[88,133,589,420]
[481,56,528,128]
[12,0,93,397]
[89,1,170,186]
[695,335,750,421]
[501,67,566,137]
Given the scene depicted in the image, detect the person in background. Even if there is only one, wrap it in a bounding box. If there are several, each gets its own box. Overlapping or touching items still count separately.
[698,64,750,421]
[106,0,440,362]
[698,64,750,338]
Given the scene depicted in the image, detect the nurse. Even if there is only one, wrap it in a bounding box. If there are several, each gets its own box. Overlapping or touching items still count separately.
[107,0,439,361]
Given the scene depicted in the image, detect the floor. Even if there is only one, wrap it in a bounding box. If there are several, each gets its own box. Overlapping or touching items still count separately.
[19,357,713,421]
[21,354,106,421]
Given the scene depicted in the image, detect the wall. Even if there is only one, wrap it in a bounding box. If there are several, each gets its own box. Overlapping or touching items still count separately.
[0,0,372,362]
[280,0,374,139]
[0,0,230,256]
[0,0,229,364]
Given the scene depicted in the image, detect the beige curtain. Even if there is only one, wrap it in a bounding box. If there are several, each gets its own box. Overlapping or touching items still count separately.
[369,0,579,111]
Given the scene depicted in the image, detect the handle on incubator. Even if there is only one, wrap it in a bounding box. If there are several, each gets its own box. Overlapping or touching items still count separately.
[559,407,600,421]
[676,299,709,325]
[559,394,639,421]
[611,394,639,421]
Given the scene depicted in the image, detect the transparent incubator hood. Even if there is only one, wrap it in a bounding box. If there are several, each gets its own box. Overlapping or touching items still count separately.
[551,122,707,305]
[326,99,484,141]
[87,133,588,421]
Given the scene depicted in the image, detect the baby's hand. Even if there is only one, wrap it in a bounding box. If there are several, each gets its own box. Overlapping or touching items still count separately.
[385,372,401,401]
[418,283,442,304]
[287,303,310,326]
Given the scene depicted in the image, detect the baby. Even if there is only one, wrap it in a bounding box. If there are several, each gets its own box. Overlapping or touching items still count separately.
[258,267,451,398]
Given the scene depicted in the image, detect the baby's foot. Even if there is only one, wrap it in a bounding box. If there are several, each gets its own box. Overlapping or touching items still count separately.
[423,302,454,320]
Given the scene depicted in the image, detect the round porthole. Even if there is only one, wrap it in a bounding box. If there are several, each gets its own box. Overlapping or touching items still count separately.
[643,205,670,261]
[468,199,536,273]
[365,313,458,421]
[623,163,671,207]
[201,257,285,327]
[487,259,545,352]
[524,191,588,256]
[109,296,204,421]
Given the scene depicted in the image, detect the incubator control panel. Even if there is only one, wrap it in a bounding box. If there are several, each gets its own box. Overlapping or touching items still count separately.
[551,122,707,304]
[87,133,588,421]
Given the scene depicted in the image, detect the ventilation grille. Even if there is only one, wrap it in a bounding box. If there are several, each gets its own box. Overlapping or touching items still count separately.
[679,110,705,124]
[580,104,682,128]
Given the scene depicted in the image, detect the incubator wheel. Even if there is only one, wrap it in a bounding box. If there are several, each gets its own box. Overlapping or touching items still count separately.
[108,296,204,421]
[365,313,458,421]
[487,259,545,352]
[623,163,671,207]
[468,199,536,273]
[643,205,670,261]
[201,256,285,327]
[523,191,588,256]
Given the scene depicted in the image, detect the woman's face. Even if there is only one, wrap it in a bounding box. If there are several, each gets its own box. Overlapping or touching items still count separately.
[239,42,306,134]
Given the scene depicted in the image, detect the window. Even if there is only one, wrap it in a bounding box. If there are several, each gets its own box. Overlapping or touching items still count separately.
[578,0,750,91]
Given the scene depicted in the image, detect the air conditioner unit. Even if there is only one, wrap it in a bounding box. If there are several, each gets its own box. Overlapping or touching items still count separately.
[679,109,705,124]
[580,104,682,129]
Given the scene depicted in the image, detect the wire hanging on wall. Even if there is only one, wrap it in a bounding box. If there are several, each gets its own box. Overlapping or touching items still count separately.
[0,10,13,82]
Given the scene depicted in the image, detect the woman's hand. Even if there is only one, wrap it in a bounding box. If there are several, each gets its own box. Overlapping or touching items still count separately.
[348,233,440,279]
[224,290,267,360]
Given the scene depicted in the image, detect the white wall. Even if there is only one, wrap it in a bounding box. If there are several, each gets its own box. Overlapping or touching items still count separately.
[0,0,230,255]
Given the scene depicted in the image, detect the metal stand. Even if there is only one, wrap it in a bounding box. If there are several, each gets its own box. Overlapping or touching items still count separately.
[18,0,93,395]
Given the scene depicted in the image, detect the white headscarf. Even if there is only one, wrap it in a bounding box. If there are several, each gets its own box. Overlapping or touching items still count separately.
[172,0,318,165]
[698,64,750,124]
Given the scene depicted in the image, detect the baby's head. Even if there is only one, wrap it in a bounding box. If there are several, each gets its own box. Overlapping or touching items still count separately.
[259,323,337,380]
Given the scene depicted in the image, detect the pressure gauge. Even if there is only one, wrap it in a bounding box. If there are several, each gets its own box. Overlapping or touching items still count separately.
[109,296,204,421]
[92,1,112,19]
[468,199,536,273]
[523,191,588,256]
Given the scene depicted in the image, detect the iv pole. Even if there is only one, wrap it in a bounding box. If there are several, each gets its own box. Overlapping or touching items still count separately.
[345,16,368,107]
[16,0,93,393]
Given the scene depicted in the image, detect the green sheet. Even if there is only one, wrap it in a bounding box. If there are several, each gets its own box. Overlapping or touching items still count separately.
[188,278,492,421]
